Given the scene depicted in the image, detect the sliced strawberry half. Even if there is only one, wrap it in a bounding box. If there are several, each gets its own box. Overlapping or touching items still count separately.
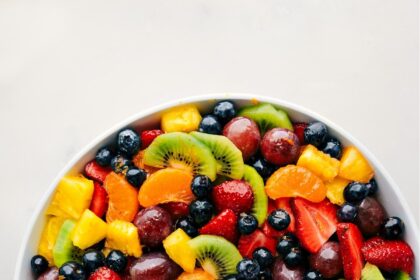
[89,182,108,218]
[337,223,364,280]
[291,198,338,253]
[160,202,190,220]
[237,229,277,258]
[89,266,121,280]
[84,160,112,183]
[199,209,238,243]
[141,129,164,149]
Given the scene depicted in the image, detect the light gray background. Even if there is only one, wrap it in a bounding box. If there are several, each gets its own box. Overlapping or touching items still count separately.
[0,0,418,278]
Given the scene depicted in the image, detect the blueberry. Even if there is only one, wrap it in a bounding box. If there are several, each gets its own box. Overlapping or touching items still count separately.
[344,182,369,203]
[59,261,86,280]
[95,147,114,167]
[110,155,133,174]
[283,247,304,268]
[322,137,342,159]
[213,100,236,124]
[382,217,405,239]
[191,175,212,199]
[304,122,328,148]
[268,209,291,231]
[82,249,105,274]
[337,203,358,222]
[175,216,199,237]
[236,258,260,280]
[252,247,273,268]
[105,250,127,273]
[366,179,378,196]
[189,200,214,226]
[199,114,222,135]
[30,255,49,277]
[117,128,140,156]
[304,270,323,280]
[126,167,147,187]
[259,269,273,280]
[248,157,276,180]
[238,213,258,235]
[276,233,298,256]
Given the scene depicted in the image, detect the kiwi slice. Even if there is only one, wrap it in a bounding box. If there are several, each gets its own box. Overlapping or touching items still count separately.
[238,103,293,133]
[393,271,412,280]
[361,263,385,280]
[188,235,242,279]
[242,165,268,226]
[143,132,217,181]
[190,132,244,179]
[53,219,83,267]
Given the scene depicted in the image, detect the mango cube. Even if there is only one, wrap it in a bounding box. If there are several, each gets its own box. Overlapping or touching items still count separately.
[325,177,351,205]
[163,228,196,273]
[37,216,66,264]
[72,209,107,249]
[106,220,142,257]
[161,105,202,133]
[297,145,340,182]
[338,146,374,183]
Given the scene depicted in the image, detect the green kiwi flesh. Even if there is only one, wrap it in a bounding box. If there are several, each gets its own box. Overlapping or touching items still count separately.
[53,219,82,267]
[361,263,385,280]
[242,165,268,226]
[393,271,412,280]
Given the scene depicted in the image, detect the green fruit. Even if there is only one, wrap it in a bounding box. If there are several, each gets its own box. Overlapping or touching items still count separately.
[188,235,243,279]
[242,165,268,226]
[143,132,217,181]
[361,263,385,280]
[238,103,293,133]
[53,219,83,267]
[393,271,413,280]
[190,132,244,179]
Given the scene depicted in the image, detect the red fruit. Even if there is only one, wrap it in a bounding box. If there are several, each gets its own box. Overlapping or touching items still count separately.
[212,180,254,215]
[141,129,164,149]
[291,198,338,253]
[237,229,277,258]
[261,128,300,166]
[362,237,414,274]
[160,202,190,220]
[275,198,295,233]
[89,182,108,218]
[337,223,364,280]
[262,198,296,238]
[85,160,112,183]
[89,267,121,280]
[293,122,308,144]
[199,209,238,243]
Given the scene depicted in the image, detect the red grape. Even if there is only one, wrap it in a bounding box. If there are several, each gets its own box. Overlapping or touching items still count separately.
[261,128,300,165]
[272,257,304,280]
[37,267,58,280]
[129,252,182,280]
[309,241,342,278]
[160,202,190,220]
[356,197,387,236]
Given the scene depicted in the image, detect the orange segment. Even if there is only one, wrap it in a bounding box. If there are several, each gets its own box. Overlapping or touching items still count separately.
[138,168,195,207]
[177,269,215,280]
[265,165,326,203]
[339,146,374,183]
[104,172,139,223]
[133,150,161,174]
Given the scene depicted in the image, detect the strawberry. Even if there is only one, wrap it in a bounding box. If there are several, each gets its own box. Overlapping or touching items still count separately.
[275,198,295,232]
[263,198,296,238]
[292,122,308,144]
[89,182,108,218]
[362,237,414,274]
[160,202,189,220]
[237,229,277,258]
[337,223,364,280]
[291,198,338,253]
[84,160,112,183]
[199,209,238,243]
[89,267,121,280]
[212,180,254,215]
[141,129,164,149]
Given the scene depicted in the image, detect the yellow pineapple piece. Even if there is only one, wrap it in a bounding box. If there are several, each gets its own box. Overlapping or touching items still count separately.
[161,105,202,133]
[72,209,108,249]
[325,177,351,205]
[37,216,66,264]
[163,228,196,273]
[177,269,215,280]
[106,220,142,257]
[339,146,374,183]
[46,175,94,220]
[297,145,340,182]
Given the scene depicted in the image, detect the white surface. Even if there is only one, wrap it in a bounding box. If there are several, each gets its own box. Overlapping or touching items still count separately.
[0,0,418,278]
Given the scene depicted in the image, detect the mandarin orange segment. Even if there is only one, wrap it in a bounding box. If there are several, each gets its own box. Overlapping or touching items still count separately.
[265,165,326,203]
[177,269,215,280]
[138,168,195,207]
[133,150,161,174]
[104,172,139,223]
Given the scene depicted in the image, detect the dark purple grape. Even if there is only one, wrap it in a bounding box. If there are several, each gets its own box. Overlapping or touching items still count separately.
[309,241,342,278]
[129,252,182,280]
[261,128,300,166]
[272,257,304,280]
[356,197,387,236]
[37,267,58,280]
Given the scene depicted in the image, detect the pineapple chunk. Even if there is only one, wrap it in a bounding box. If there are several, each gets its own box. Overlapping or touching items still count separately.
[72,209,107,249]
[326,177,351,205]
[37,216,66,264]
[161,105,202,133]
[106,220,142,257]
[46,175,94,220]
[297,145,340,182]
[163,228,196,273]
[339,146,374,183]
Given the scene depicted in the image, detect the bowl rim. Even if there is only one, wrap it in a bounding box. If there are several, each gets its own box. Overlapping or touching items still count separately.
[15,93,419,279]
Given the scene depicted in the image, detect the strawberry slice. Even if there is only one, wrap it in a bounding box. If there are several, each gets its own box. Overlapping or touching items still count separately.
[291,198,338,253]
[160,202,190,220]
[141,129,164,149]
[362,237,414,274]
[89,266,121,280]
[84,160,112,183]
[237,229,277,258]
[293,122,308,144]
[89,182,108,218]
[199,209,238,243]
[337,223,364,280]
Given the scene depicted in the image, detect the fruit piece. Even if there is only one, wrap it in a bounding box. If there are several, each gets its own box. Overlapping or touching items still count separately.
[72,209,108,249]
[143,132,217,180]
[325,177,350,206]
[262,200,288,239]
[261,128,300,165]
[89,182,108,218]
[175,216,199,237]
[268,209,291,231]
[31,255,49,277]
[110,155,133,174]
[303,270,323,280]
[394,271,412,280]
[199,209,238,243]
[105,250,127,273]
[117,128,141,156]
[336,223,364,280]
[132,149,161,174]
[283,247,304,268]
[46,175,94,220]
[344,182,370,203]
[361,237,414,274]
[125,167,147,188]
[291,198,338,253]
[163,228,196,273]
[59,261,86,279]
[237,259,260,280]
[292,122,308,144]
[297,144,340,182]
[242,165,268,226]
[105,172,139,222]
[161,202,190,220]
[96,147,114,167]
[322,137,343,159]
[52,219,78,267]
[212,180,254,215]
[356,197,386,236]
[191,175,213,199]
[248,156,277,180]
[189,200,214,227]
[303,122,328,148]
[272,257,304,280]
[253,248,274,269]
[238,229,277,258]
[275,198,295,232]
[141,129,164,149]
[89,266,121,280]
[37,216,66,264]
[381,217,404,240]
[129,252,182,279]
[265,165,326,203]
[85,160,113,183]
[337,203,358,222]
[37,267,59,280]
[365,179,378,196]
[223,116,261,161]
[188,235,243,279]
[105,220,142,258]
[361,263,384,280]
[199,114,222,135]
[161,104,202,133]
[82,250,105,274]
[213,100,237,124]
[339,146,374,183]
[190,131,244,179]
[309,241,343,278]
[177,268,215,280]
[238,213,258,235]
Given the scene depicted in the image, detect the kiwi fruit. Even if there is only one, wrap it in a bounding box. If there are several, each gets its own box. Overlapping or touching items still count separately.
[393,271,412,280]
[238,103,293,133]
[52,219,83,267]
[361,263,385,280]
[242,165,268,226]
[190,132,244,179]
[143,132,217,181]
[188,235,243,279]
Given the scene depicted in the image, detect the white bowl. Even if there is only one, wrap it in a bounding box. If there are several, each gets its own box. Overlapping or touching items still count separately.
[15,94,419,279]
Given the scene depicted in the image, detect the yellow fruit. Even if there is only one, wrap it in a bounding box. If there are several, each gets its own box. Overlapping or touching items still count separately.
[177,269,215,280]
[163,228,196,273]
[72,209,108,249]
[37,216,66,264]
[339,146,374,183]
[297,145,340,182]
[325,177,351,205]
[161,105,202,133]
[106,220,142,257]
[46,175,94,220]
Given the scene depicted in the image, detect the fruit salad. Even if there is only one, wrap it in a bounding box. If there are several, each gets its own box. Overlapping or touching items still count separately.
[30,101,415,280]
